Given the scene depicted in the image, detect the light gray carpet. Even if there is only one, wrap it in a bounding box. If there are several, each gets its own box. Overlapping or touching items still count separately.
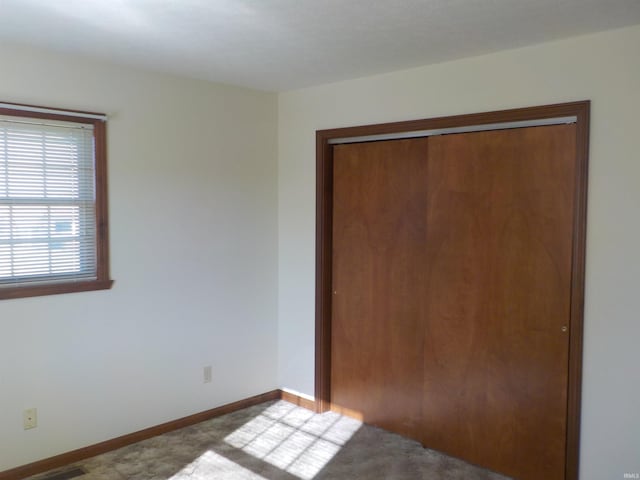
[29,400,512,480]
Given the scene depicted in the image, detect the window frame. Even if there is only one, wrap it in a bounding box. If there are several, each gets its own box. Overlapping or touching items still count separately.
[0,102,113,300]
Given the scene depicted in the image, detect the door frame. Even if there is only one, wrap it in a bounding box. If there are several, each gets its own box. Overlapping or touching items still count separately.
[315,101,590,480]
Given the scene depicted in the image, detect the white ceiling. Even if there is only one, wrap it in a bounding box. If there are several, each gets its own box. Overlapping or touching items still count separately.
[1,0,640,92]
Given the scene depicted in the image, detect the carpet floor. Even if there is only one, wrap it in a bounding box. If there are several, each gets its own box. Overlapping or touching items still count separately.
[28,400,512,480]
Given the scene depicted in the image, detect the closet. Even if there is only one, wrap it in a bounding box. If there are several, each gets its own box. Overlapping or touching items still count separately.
[315,102,589,480]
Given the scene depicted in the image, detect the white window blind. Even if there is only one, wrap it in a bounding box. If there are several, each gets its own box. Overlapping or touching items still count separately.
[0,115,97,286]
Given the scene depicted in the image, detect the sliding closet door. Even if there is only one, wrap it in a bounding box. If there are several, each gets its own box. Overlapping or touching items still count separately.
[421,124,575,480]
[331,138,429,441]
[329,124,577,480]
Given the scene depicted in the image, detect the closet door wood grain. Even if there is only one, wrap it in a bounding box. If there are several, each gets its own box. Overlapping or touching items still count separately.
[421,125,576,480]
[331,138,429,441]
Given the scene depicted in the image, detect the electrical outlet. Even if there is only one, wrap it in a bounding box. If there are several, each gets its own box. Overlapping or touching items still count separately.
[23,408,37,430]
[203,365,212,384]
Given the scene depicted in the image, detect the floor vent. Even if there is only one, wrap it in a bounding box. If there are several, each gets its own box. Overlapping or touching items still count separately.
[39,467,87,480]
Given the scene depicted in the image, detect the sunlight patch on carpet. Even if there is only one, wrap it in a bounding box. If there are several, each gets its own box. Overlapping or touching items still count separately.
[169,450,267,480]
[224,401,362,479]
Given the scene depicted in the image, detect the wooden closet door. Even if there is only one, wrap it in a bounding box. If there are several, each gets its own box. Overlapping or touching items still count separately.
[330,124,576,480]
[331,138,429,441]
[422,125,576,480]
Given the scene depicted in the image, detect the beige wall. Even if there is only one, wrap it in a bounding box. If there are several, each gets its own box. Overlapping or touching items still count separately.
[0,43,279,470]
[278,25,640,479]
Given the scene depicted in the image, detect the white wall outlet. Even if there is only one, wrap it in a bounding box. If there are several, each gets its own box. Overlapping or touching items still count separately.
[23,408,37,430]
[203,365,212,384]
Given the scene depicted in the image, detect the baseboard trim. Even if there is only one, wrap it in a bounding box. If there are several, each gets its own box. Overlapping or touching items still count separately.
[280,390,318,412]
[0,390,287,480]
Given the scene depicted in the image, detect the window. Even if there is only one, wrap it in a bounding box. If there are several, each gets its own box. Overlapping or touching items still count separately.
[0,103,112,300]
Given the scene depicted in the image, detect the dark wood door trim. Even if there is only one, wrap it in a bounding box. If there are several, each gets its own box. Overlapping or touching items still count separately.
[315,101,590,480]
